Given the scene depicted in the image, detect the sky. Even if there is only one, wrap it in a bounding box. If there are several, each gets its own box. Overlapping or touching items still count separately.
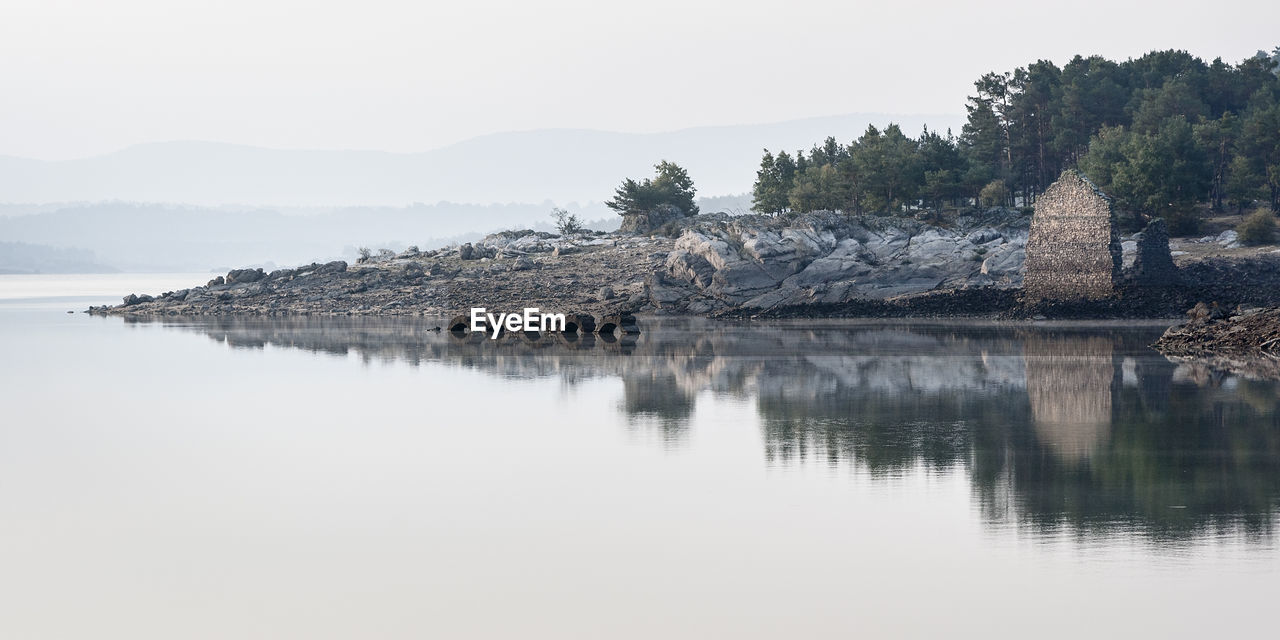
[1,0,1277,161]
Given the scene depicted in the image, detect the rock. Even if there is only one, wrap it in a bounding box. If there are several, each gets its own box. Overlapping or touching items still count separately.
[1217,230,1239,247]
[1186,301,1231,323]
[657,210,1030,308]
[428,262,457,277]
[315,260,347,274]
[597,285,616,301]
[207,276,225,287]
[225,268,265,284]
[510,256,534,271]
[459,243,475,260]
[268,268,296,280]
[561,313,596,333]
[447,314,472,332]
[597,313,640,335]
[404,262,424,278]
[619,203,686,235]
[121,293,153,306]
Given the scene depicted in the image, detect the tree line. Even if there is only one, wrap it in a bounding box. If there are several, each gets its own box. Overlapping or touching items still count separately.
[752,47,1280,232]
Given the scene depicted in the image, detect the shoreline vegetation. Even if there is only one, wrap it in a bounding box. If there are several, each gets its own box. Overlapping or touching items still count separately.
[89,46,1280,374]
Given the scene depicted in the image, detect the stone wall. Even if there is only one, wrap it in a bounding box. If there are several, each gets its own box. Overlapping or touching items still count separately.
[1024,171,1121,300]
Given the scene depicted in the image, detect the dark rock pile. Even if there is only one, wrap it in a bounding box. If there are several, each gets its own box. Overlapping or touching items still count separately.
[1155,304,1280,358]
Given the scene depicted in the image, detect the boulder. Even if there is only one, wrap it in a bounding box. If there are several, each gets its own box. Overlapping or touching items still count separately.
[459,243,475,260]
[560,313,596,333]
[121,293,154,306]
[225,268,265,284]
[510,256,534,271]
[619,203,686,234]
[597,286,616,301]
[315,260,348,274]
[597,313,640,335]
[448,314,473,332]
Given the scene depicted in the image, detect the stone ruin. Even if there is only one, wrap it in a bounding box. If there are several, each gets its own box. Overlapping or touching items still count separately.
[1024,171,1122,301]
[1130,218,1179,287]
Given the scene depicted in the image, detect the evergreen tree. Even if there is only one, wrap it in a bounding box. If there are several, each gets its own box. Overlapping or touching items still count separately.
[606,160,699,216]
[1237,98,1280,209]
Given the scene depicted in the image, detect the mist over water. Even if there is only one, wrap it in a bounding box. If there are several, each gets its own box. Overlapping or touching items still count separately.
[2,279,1276,638]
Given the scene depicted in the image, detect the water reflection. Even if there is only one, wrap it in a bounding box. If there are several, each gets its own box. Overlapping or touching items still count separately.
[121,315,1280,540]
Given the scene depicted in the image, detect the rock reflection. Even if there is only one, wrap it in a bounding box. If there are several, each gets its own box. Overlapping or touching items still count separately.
[124,315,1280,539]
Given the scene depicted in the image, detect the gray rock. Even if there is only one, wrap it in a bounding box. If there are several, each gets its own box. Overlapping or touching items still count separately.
[597,313,640,334]
[225,268,264,284]
[121,293,154,306]
[597,285,616,301]
[619,203,686,234]
[657,210,1031,309]
[459,243,475,260]
[510,256,534,271]
[207,276,225,287]
[315,260,347,274]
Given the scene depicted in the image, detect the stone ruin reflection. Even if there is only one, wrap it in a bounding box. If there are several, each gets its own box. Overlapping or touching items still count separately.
[1023,334,1116,464]
[119,315,1280,540]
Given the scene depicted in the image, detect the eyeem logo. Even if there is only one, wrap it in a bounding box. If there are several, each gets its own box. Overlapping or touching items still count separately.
[470,307,566,338]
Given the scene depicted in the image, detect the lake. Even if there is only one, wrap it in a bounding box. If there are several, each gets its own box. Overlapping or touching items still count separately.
[1,274,1277,639]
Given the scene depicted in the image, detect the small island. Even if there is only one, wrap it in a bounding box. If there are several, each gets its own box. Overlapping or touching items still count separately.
[89,47,1280,374]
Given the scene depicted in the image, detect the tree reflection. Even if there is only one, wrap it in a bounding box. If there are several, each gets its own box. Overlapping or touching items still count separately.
[128,315,1280,540]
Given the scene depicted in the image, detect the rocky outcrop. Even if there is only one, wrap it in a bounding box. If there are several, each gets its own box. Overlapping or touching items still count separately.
[619,204,686,234]
[225,268,265,284]
[89,209,1280,321]
[1154,304,1280,379]
[650,210,1028,313]
[1023,171,1121,301]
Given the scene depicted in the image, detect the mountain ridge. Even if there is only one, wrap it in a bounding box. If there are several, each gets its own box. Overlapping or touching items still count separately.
[0,112,964,206]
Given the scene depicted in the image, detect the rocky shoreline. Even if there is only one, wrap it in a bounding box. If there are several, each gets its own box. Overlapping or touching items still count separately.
[1152,304,1280,379]
[89,209,1280,323]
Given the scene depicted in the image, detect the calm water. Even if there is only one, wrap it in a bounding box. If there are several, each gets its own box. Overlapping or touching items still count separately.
[1,275,1278,639]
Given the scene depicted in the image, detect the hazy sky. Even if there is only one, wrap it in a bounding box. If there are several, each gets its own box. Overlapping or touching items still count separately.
[2,0,1277,160]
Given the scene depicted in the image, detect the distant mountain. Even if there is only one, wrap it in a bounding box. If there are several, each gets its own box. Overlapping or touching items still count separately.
[0,201,632,272]
[0,195,764,272]
[0,241,117,274]
[0,113,963,206]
